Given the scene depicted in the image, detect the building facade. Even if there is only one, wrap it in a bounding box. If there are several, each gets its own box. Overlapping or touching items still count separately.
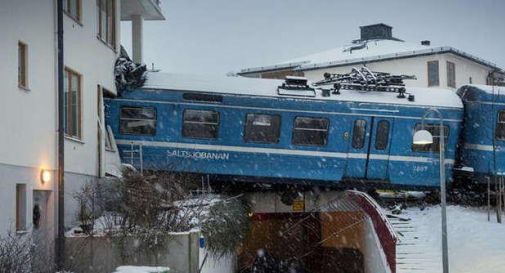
[0,0,164,247]
[239,24,504,89]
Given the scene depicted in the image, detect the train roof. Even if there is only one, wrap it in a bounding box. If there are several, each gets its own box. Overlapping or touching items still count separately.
[457,84,505,103]
[143,72,463,109]
[463,84,505,94]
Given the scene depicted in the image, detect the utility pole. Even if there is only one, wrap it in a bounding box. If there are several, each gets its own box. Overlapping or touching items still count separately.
[56,0,65,269]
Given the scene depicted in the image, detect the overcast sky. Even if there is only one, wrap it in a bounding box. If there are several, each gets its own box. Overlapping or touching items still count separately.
[121,0,505,75]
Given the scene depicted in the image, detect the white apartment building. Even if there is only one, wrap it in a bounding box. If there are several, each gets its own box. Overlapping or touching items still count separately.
[0,0,164,246]
[238,24,504,88]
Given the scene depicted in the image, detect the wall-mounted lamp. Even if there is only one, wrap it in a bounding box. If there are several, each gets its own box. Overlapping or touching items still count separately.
[40,169,51,184]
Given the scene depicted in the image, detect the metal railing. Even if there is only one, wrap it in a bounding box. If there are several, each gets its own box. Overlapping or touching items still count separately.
[124,142,144,173]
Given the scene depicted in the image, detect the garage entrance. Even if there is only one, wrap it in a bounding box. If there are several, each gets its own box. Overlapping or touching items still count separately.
[239,211,365,273]
[239,191,396,273]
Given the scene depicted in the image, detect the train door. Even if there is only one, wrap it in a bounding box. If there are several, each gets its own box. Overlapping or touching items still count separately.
[366,118,393,180]
[345,117,372,178]
[345,117,393,180]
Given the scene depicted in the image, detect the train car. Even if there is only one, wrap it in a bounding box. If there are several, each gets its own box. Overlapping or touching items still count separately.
[456,84,505,183]
[104,72,463,189]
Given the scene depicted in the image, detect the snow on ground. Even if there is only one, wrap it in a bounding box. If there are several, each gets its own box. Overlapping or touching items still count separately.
[394,205,505,273]
[112,266,170,273]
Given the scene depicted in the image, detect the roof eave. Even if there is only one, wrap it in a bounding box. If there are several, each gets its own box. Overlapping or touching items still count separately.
[237,61,309,75]
[295,47,502,72]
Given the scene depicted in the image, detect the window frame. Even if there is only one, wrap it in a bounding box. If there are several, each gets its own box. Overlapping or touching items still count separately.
[447,61,456,88]
[119,106,157,136]
[427,60,440,87]
[374,120,390,151]
[63,0,82,23]
[64,67,82,139]
[292,116,329,147]
[97,0,116,49]
[412,123,450,152]
[496,111,505,140]
[18,41,28,90]
[243,113,281,144]
[182,109,220,140]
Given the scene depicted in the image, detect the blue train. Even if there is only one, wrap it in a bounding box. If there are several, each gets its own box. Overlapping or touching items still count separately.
[104,70,504,189]
[456,85,505,183]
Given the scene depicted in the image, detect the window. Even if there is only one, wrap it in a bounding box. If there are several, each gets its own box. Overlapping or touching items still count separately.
[244,114,281,143]
[447,61,456,88]
[412,124,449,152]
[427,61,439,86]
[375,120,390,150]
[105,126,114,150]
[64,68,82,138]
[469,77,473,84]
[183,109,219,139]
[18,42,28,89]
[352,120,367,149]
[63,0,81,22]
[292,117,329,146]
[120,107,156,135]
[16,184,27,231]
[97,0,116,48]
[496,111,505,140]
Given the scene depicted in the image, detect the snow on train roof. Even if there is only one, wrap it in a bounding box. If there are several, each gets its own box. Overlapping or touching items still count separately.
[465,84,505,95]
[143,72,463,108]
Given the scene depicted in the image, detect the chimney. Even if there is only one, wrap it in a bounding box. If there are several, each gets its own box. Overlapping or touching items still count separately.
[360,23,393,41]
[421,40,431,46]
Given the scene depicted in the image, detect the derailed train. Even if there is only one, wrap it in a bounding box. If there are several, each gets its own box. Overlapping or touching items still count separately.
[104,70,505,190]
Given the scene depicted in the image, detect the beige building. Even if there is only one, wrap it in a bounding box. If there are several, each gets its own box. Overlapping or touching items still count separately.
[239,24,504,88]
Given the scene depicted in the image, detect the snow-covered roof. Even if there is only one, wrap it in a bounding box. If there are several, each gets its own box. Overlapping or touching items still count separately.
[143,72,463,109]
[465,84,505,94]
[239,39,501,73]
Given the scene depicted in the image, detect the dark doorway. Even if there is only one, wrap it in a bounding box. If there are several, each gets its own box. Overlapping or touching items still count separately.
[238,212,364,273]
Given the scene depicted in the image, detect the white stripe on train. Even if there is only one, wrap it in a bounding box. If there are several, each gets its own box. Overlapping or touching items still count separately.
[117,140,455,165]
[464,143,495,152]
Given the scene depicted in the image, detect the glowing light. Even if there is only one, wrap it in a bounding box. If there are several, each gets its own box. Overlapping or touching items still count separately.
[413,129,433,145]
[41,169,51,184]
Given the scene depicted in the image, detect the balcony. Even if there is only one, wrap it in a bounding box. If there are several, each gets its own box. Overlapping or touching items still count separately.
[121,0,165,21]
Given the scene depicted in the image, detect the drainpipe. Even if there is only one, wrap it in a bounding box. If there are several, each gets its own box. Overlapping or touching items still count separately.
[56,0,65,269]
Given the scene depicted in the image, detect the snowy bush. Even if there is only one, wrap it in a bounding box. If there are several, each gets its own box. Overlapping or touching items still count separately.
[201,197,250,258]
[0,232,32,273]
[72,169,252,261]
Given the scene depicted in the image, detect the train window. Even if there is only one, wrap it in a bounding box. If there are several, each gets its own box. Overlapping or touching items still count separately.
[496,111,505,140]
[412,124,449,152]
[375,120,390,150]
[292,117,329,146]
[119,107,156,135]
[244,114,281,143]
[183,109,220,139]
[352,120,367,149]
